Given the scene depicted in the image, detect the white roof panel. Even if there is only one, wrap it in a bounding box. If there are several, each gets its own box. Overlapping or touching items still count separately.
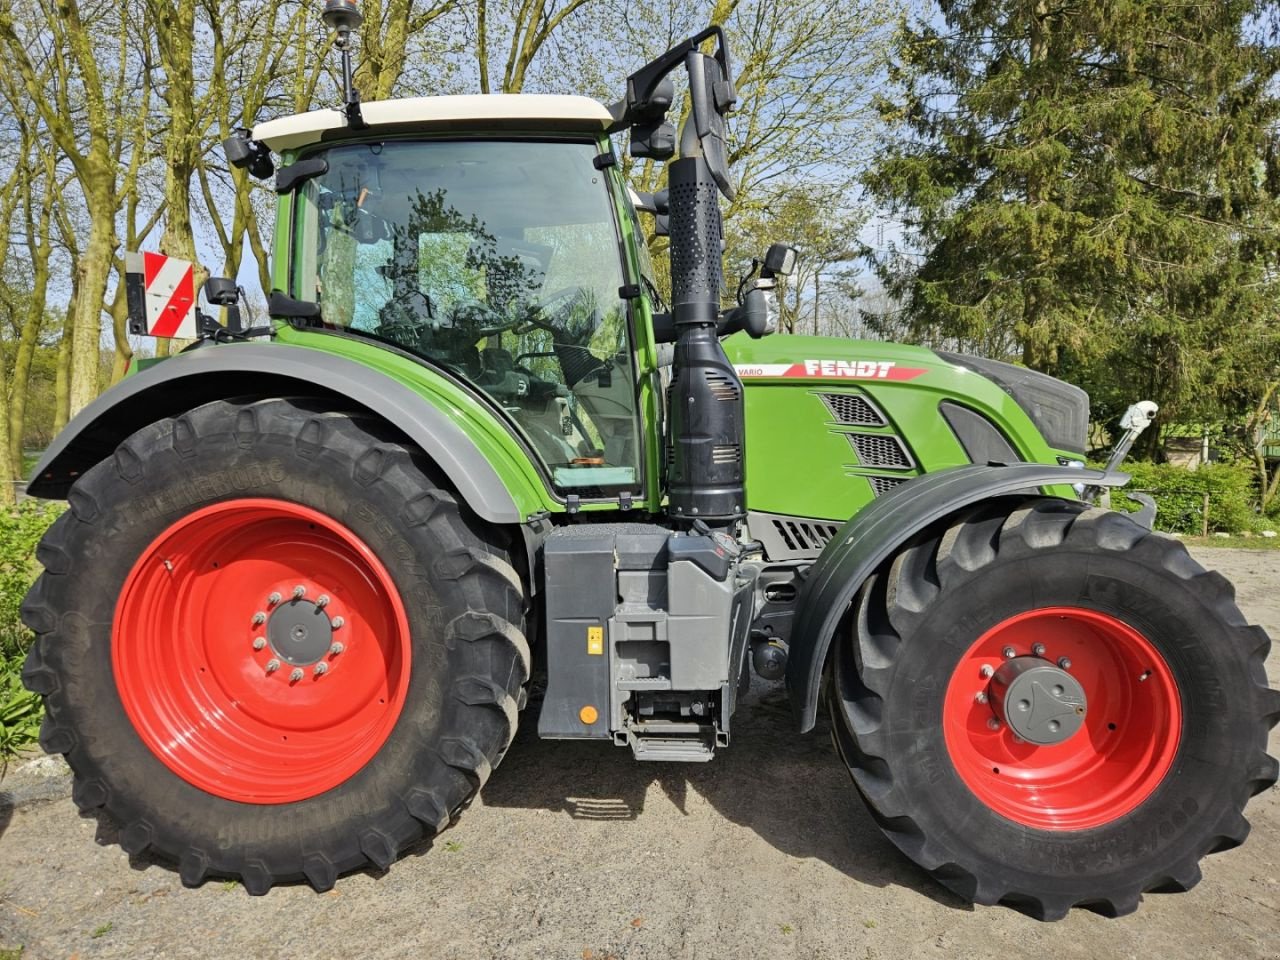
[253,94,613,152]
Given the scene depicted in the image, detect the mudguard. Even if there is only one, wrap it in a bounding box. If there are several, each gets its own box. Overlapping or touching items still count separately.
[27,343,523,524]
[786,462,1129,732]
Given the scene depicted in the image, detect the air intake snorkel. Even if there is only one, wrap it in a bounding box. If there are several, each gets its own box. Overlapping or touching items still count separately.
[611,27,744,527]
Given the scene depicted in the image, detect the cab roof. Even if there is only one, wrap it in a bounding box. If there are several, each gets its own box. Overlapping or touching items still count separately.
[253,94,614,153]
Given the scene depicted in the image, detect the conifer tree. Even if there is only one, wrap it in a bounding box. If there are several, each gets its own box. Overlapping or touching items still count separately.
[864,1,1280,431]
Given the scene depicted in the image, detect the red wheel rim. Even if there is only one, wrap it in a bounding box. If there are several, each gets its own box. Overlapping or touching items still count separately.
[942,607,1181,830]
[113,499,411,803]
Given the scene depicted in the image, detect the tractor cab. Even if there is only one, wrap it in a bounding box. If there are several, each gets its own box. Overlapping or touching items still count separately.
[256,110,647,498]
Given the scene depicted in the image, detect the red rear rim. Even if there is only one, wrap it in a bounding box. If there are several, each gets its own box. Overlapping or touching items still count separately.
[113,499,411,804]
[942,607,1181,830]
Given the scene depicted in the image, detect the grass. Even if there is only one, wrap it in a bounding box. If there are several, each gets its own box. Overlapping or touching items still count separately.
[0,948,23,960]
[1180,534,1280,550]
[19,454,38,480]
[90,923,112,939]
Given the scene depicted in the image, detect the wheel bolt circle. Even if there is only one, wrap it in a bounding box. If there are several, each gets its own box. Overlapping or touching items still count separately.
[975,691,988,704]
[987,717,1001,731]
[314,662,329,676]
[292,585,306,600]
[265,658,280,674]
[316,595,330,608]
[1031,642,1046,657]
[1002,646,1016,659]
[252,612,267,626]
[979,664,994,678]
[331,617,345,630]
[267,592,282,606]
[1058,657,1072,669]
[252,637,266,650]
[289,667,304,683]
[329,642,345,656]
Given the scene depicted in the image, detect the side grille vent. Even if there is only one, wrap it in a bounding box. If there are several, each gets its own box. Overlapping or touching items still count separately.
[772,518,841,553]
[819,393,885,426]
[867,475,908,497]
[706,372,741,401]
[711,444,742,465]
[846,433,914,470]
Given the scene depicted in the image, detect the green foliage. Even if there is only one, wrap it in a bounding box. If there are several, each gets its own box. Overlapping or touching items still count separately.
[1109,462,1257,535]
[863,1,1280,435]
[0,500,62,759]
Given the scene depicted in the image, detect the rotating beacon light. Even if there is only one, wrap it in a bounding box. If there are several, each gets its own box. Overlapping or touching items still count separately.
[322,0,367,128]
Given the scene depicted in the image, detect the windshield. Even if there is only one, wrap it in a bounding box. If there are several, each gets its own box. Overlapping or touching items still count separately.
[295,138,641,496]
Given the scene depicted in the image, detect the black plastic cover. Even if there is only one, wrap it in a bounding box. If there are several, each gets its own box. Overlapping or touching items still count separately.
[939,401,1022,464]
[937,352,1089,454]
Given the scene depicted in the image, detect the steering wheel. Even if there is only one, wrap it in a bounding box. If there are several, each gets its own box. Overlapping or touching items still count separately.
[452,301,525,339]
[521,286,593,337]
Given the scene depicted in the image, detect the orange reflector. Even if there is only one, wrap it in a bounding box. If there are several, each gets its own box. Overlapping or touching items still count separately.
[579,705,599,725]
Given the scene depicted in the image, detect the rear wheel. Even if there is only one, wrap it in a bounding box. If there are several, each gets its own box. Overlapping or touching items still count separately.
[829,499,1280,920]
[21,398,529,893]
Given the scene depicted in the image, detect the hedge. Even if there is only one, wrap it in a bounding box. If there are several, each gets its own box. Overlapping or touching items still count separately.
[0,500,63,760]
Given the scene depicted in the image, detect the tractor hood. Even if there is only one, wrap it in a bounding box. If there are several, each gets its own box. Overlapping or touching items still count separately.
[723,335,1089,457]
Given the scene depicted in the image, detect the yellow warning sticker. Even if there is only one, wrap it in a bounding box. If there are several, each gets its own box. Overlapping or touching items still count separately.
[587,626,604,655]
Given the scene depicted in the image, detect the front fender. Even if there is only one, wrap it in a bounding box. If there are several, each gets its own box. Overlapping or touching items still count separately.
[28,342,526,524]
[786,462,1129,732]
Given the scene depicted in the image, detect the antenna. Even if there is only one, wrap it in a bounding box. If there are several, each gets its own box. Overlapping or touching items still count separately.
[322,0,367,129]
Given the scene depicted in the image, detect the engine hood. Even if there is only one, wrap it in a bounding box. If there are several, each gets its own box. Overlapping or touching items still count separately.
[723,335,1089,457]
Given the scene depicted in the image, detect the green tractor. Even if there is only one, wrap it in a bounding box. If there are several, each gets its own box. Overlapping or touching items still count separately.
[20,5,1279,920]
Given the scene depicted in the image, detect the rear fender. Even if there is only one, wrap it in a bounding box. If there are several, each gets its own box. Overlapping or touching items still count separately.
[786,462,1129,732]
[28,343,526,524]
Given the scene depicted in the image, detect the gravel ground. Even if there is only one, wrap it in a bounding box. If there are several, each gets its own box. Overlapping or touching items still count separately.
[1,546,1277,960]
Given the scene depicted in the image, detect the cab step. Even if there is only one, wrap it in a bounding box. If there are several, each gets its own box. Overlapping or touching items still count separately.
[626,723,716,762]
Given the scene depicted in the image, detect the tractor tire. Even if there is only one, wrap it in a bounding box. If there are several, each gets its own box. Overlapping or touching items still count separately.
[20,397,529,894]
[828,498,1280,920]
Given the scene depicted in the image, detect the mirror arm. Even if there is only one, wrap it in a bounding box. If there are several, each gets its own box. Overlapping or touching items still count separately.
[607,25,731,131]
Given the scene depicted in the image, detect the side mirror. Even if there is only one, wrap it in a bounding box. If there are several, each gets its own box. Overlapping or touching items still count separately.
[685,51,736,200]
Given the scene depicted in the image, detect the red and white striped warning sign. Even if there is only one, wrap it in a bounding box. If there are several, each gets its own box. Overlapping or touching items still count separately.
[125,251,197,338]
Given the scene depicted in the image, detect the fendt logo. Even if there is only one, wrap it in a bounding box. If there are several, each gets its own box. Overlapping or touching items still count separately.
[734,360,928,381]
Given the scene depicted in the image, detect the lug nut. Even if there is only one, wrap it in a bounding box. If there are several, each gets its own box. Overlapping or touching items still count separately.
[987,717,1002,731]
[289,667,304,683]
[979,664,994,679]
[266,658,281,674]
[252,637,266,650]
[314,662,328,676]
[267,592,282,606]
[316,595,330,608]
[331,616,344,630]
[1031,642,1046,657]
[1002,646,1016,659]
[252,611,267,626]
[292,585,306,600]
[1058,657,1072,670]
[329,642,345,656]
[975,691,988,704]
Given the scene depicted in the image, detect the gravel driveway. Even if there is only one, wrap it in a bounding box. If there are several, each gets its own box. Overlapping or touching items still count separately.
[1,546,1277,960]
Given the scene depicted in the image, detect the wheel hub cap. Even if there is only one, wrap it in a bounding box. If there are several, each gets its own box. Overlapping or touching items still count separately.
[989,657,1087,745]
[268,600,334,666]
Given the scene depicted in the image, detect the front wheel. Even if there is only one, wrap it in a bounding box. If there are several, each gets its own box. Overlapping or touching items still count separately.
[21,398,530,893]
[829,499,1280,920]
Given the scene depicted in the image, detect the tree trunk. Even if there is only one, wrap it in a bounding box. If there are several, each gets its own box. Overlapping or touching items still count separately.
[68,197,115,416]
